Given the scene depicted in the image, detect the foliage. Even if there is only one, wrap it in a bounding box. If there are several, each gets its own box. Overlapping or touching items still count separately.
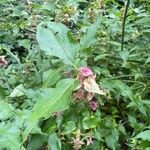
[0,0,150,149]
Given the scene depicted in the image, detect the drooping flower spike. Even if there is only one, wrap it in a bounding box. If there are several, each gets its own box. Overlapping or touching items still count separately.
[73,67,106,101]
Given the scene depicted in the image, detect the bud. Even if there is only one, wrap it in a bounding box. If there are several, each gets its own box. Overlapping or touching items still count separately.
[89,101,98,111]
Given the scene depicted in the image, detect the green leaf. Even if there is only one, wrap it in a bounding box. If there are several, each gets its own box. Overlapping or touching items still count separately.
[18,39,31,49]
[137,102,147,117]
[128,115,138,129]
[0,102,16,120]
[112,80,133,99]
[82,116,101,130]
[32,79,75,118]
[22,78,76,142]
[48,132,61,150]
[80,19,100,48]
[0,0,15,4]
[62,121,76,134]
[128,100,147,116]
[135,17,150,26]
[27,135,47,150]
[1,45,21,65]
[135,130,150,141]
[119,50,129,61]
[145,57,150,64]
[105,129,119,150]
[42,68,61,88]
[36,22,78,64]
[94,54,110,61]
[42,117,57,134]
[9,84,25,97]
[101,79,133,99]
[56,115,63,129]
[118,124,126,135]
[0,122,24,150]
[0,86,6,99]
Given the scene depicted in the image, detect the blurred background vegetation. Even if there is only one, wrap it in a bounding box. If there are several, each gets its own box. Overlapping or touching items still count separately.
[0,0,150,149]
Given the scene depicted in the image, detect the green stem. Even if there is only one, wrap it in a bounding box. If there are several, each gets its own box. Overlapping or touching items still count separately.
[121,0,130,51]
[121,80,146,87]
[106,55,145,63]
[110,74,150,79]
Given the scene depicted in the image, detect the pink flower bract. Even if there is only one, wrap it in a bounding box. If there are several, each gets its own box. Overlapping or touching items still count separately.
[79,67,93,77]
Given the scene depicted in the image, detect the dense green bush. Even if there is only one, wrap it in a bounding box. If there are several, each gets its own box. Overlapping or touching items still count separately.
[0,0,150,149]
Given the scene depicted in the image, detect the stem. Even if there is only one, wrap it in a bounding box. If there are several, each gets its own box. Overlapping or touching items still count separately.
[121,80,146,87]
[106,55,145,64]
[110,74,150,79]
[121,0,130,51]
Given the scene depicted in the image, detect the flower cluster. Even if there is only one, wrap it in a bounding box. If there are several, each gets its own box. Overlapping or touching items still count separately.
[71,130,93,150]
[73,67,106,111]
